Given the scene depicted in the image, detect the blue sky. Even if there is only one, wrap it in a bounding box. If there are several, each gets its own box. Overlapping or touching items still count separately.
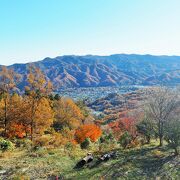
[0,0,180,65]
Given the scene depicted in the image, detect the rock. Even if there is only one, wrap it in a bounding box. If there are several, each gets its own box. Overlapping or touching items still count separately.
[21,167,29,172]
[100,154,111,161]
[74,153,94,169]
[0,170,7,174]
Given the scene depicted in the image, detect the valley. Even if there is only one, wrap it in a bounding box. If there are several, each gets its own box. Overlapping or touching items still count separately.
[0,57,179,180]
[57,85,144,101]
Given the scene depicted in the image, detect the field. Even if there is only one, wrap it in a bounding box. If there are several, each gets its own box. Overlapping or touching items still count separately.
[0,141,179,180]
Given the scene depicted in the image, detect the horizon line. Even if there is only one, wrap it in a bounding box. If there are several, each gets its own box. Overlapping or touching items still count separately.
[2,53,180,66]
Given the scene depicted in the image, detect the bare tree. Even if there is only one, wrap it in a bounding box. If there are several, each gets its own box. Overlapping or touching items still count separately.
[145,87,179,146]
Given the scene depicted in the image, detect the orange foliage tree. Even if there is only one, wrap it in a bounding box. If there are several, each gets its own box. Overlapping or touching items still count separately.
[6,93,31,138]
[74,124,102,143]
[109,116,138,139]
[0,66,20,134]
[25,65,53,141]
[7,122,31,138]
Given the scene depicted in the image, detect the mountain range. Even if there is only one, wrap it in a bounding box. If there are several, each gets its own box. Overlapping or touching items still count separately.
[2,54,180,90]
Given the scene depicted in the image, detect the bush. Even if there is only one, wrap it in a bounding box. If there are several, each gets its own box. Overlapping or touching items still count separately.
[14,138,32,149]
[99,132,114,143]
[152,150,164,158]
[49,132,66,147]
[119,131,132,149]
[0,138,15,151]
[128,138,141,148]
[64,142,75,152]
[164,117,180,155]
[80,138,91,149]
[136,118,154,144]
[13,174,30,180]
[34,135,52,147]
[98,132,118,151]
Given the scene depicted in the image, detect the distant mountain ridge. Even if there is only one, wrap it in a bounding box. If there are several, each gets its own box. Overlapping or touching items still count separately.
[2,54,180,90]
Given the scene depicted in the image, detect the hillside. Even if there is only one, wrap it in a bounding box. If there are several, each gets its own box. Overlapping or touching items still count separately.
[1,54,180,90]
[0,142,179,179]
[88,90,146,113]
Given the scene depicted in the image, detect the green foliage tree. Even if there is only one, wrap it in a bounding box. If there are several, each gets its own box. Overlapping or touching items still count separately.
[119,131,132,149]
[76,100,90,122]
[0,138,14,151]
[80,138,91,149]
[164,117,180,155]
[136,116,154,144]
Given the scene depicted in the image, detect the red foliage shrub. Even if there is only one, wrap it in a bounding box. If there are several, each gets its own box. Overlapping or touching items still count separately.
[75,124,102,143]
[7,122,30,138]
[109,116,138,139]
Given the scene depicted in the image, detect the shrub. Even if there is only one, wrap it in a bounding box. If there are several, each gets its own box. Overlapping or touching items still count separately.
[98,132,118,151]
[100,132,115,143]
[128,138,141,148]
[64,142,75,152]
[13,174,30,180]
[80,138,91,149]
[164,117,180,155]
[152,150,164,158]
[119,131,132,149]
[14,138,32,149]
[0,138,15,151]
[136,118,154,144]
[34,135,51,147]
[49,132,66,147]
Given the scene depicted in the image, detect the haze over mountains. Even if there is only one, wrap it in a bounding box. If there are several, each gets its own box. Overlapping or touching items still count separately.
[2,54,180,90]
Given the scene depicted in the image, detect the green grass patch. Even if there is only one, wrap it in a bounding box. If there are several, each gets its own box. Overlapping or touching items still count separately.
[0,142,179,179]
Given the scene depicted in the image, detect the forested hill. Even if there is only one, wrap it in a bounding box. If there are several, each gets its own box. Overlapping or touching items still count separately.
[2,54,180,90]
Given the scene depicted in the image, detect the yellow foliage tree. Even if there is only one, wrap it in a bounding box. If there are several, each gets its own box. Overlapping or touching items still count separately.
[33,97,54,135]
[0,66,20,134]
[54,98,84,131]
[25,64,53,141]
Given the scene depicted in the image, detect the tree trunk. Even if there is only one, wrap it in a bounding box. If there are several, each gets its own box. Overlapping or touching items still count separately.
[30,122,33,142]
[174,147,179,156]
[30,99,35,143]
[147,136,150,144]
[159,121,164,146]
[159,136,163,146]
[4,97,7,135]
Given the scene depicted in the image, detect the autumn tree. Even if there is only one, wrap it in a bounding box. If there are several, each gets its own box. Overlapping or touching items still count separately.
[109,116,138,140]
[0,66,20,134]
[6,95,53,139]
[6,93,30,138]
[75,124,102,143]
[25,65,53,141]
[54,98,84,131]
[0,94,30,139]
[119,117,138,139]
[33,97,54,135]
[0,98,5,133]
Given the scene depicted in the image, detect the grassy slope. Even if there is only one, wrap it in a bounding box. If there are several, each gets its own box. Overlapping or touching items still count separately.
[0,141,179,180]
